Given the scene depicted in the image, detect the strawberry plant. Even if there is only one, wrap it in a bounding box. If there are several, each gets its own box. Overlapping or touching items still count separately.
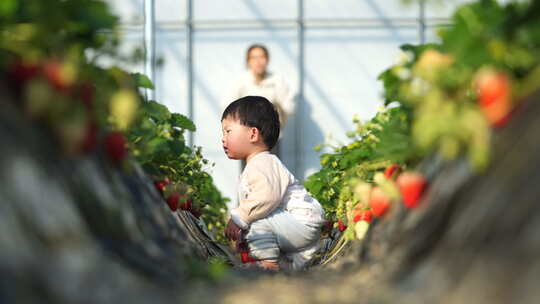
[126,99,229,242]
[308,0,540,241]
[379,0,540,170]
[305,105,415,235]
[0,0,229,244]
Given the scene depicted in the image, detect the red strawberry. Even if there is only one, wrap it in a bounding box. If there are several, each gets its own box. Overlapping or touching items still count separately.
[166,192,180,211]
[43,60,75,92]
[384,164,401,180]
[104,131,128,164]
[8,60,42,88]
[370,187,391,217]
[475,69,512,127]
[237,241,257,263]
[77,82,95,108]
[179,195,192,211]
[153,179,170,195]
[240,251,257,263]
[397,172,427,209]
[81,122,98,153]
[353,209,373,223]
[338,219,347,232]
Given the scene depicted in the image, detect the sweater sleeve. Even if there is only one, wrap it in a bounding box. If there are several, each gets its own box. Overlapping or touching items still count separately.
[274,74,295,125]
[232,158,290,225]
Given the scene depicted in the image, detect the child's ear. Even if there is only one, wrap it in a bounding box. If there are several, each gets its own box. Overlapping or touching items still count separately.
[249,127,260,143]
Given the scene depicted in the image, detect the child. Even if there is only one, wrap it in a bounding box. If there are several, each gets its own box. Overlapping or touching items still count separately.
[221,96,325,271]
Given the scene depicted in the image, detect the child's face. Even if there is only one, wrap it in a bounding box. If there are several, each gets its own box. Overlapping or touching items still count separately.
[221,116,253,160]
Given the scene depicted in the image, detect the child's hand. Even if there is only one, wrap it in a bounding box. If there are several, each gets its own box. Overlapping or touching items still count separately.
[225,219,243,241]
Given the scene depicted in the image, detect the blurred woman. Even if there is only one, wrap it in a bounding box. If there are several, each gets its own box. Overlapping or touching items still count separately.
[225,44,295,157]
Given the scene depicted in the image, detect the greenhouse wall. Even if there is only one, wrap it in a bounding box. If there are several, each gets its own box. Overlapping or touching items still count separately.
[104,0,473,207]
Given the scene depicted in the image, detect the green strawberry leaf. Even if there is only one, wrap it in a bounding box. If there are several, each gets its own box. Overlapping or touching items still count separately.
[170,113,196,132]
[143,100,170,122]
[168,139,186,154]
[131,72,154,89]
[0,0,16,17]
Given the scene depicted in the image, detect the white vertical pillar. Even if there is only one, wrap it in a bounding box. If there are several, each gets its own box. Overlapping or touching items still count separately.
[144,0,155,101]
[419,0,426,44]
[296,0,305,179]
[187,0,194,146]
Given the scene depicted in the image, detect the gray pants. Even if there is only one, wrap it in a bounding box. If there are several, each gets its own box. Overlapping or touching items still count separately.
[245,207,320,262]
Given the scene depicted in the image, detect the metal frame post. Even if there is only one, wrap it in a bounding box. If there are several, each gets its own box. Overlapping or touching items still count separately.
[296,0,305,178]
[187,0,194,146]
[144,0,155,101]
[419,0,426,44]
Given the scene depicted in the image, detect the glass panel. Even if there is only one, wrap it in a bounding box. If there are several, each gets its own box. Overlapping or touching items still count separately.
[303,27,418,178]
[156,0,187,23]
[194,0,296,21]
[104,0,143,24]
[424,24,446,43]
[425,0,476,18]
[93,30,145,76]
[305,0,418,19]
[155,30,188,116]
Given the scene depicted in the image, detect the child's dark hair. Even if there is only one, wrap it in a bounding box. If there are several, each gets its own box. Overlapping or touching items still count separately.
[222,96,280,150]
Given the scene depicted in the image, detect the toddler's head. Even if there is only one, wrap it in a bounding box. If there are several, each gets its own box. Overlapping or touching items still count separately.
[221,96,280,160]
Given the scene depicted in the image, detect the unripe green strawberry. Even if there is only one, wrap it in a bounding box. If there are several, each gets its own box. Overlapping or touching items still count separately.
[354,221,370,240]
[23,78,54,119]
[55,110,88,155]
